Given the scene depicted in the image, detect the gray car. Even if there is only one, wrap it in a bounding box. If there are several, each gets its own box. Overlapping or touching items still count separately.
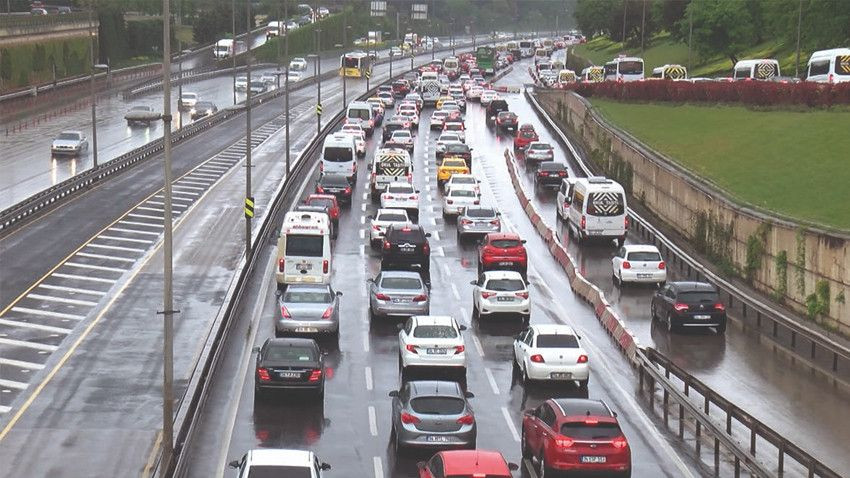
[389,380,476,452]
[456,206,501,241]
[368,271,429,319]
[276,284,341,337]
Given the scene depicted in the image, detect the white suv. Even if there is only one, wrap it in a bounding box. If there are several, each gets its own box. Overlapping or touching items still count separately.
[471,270,530,321]
[398,315,467,378]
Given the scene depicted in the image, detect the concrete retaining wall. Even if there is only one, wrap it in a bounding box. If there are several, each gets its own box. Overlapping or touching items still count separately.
[537,90,849,334]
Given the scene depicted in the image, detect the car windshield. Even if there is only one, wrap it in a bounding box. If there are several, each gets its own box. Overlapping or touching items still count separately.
[387,184,414,194]
[466,208,495,218]
[377,212,408,222]
[321,175,349,186]
[413,325,457,338]
[627,251,661,261]
[451,177,476,185]
[679,291,720,303]
[618,61,643,75]
[283,289,332,303]
[392,132,411,139]
[285,234,324,257]
[381,277,422,289]
[440,134,460,142]
[536,334,579,348]
[246,465,312,478]
[490,239,521,248]
[450,190,475,198]
[264,345,317,362]
[485,279,524,291]
[561,423,623,440]
[445,124,462,130]
[410,397,465,415]
[57,133,80,140]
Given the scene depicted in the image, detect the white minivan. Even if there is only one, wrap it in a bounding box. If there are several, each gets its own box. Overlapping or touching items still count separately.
[320,133,357,182]
[732,59,780,81]
[565,177,628,247]
[276,211,332,290]
[806,48,850,84]
[345,101,375,136]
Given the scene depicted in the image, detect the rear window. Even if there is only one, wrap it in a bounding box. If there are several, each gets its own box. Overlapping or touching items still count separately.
[247,466,312,478]
[285,234,324,257]
[490,239,521,248]
[486,279,524,291]
[347,108,370,120]
[413,325,457,338]
[466,208,495,218]
[678,291,720,303]
[587,192,625,217]
[627,251,661,261]
[264,346,317,362]
[561,423,623,440]
[307,198,334,209]
[451,176,476,185]
[324,146,353,162]
[410,397,465,415]
[389,228,424,242]
[450,189,476,198]
[536,334,579,348]
[381,277,422,289]
[283,289,332,303]
[321,175,349,186]
[377,212,408,222]
[387,184,414,194]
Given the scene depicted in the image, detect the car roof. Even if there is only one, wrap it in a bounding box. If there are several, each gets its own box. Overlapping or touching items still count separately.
[551,398,613,418]
[246,449,313,467]
[486,232,521,241]
[407,380,464,398]
[377,208,408,215]
[482,270,524,281]
[265,337,318,348]
[307,193,337,201]
[412,315,455,326]
[670,281,717,292]
[440,450,510,474]
[531,323,577,335]
[623,244,660,253]
[529,141,550,147]
[319,173,348,183]
[379,270,422,280]
[283,283,331,293]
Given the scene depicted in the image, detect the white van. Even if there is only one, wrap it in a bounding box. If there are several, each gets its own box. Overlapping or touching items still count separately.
[370,147,412,201]
[321,133,357,182]
[345,101,375,136]
[732,59,780,81]
[534,48,548,63]
[566,177,628,247]
[581,66,604,83]
[214,39,234,59]
[651,64,688,80]
[276,211,332,289]
[604,57,644,82]
[806,48,850,84]
[266,21,282,38]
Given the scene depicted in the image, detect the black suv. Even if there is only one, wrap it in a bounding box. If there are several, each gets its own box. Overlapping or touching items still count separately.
[381,224,431,280]
[651,282,727,334]
[485,99,509,126]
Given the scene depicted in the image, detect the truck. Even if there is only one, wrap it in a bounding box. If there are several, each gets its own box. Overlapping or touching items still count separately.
[213,39,245,59]
[475,46,496,75]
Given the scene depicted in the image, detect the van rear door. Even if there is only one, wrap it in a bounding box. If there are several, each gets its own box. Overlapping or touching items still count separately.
[282,233,328,284]
[585,191,625,237]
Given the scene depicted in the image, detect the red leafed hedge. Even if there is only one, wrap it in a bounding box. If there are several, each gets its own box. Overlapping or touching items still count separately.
[564,80,850,108]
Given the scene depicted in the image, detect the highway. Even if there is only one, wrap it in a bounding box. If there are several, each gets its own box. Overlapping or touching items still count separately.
[176,73,704,478]
[491,61,850,474]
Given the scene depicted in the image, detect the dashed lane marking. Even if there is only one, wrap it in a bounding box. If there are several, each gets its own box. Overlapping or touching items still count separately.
[97,235,154,244]
[501,406,521,442]
[472,334,484,357]
[484,367,500,395]
[0,379,28,391]
[64,262,128,273]
[364,366,373,391]
[51,273,115,284]
[0,358,46,370]
[10,307,84,321]
[107,227,161,236]
[368,406,378,436]
[373,456,384,478]
[36,284,106,296]
[85,243,146,253]
[0,318,72,334]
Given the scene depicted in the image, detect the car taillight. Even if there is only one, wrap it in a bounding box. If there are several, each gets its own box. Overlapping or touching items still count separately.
[321,306,333,319]
[375,293,390,303]
[577,354,588,364]
[460,219,473,226]
[490,219,500,226]
[278,258,284,272]
[372,224,381,231]
[714,302,726,311]
[456,414,474,425]
[383,240,391,250]
[257,367,271,381]
[674,303,690,312]
[400,412,420,424]
[580,215,586,230]
[384,194,394,200]
[515,291,528,299]
[625,216,630,229]
[344,186,351,194]
[555,435,574,448]
[281,305,291,318]
[537,171,547,177]
[322,260,329,274]
[481,291,496,299]
[405,344,418,354]
[447,199,453,204]
[658,261,666,270]
[422,242,430,254]
[408,195,417,200]
[622,261,631,269]
[828,73,834,83]
[612,437,629,449]
[412,294,427,302]
[308,369,322,382]
[558,171,567,176]
[530,354,544,363]
[316,185,324,193]
[454,345,465,355]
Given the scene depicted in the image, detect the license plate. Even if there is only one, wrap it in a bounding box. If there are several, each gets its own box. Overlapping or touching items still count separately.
[588,229,603,235]
[550,372,572,379]
[279,371,301,378]
[693,315,711,320]
[400,246,415,252]
[498,261,513,266]
[295,327,319,333]
[637,273,652,278]
[426,348,447,355]
[296,263,312,271]
[580,456,606,464]
[392,298,411,303]
[496,296,514,302]
[425,435,450,442]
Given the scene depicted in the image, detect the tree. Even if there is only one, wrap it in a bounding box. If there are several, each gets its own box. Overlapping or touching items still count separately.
[681,0,760,65]
[652,0,688,37]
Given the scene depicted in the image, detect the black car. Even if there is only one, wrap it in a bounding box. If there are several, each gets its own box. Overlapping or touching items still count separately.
[316,174,352,205]
[651,282,727,334]
[534,162,568,190]
[381,224,431,279]
[495,111,518,133]
[383,117,411,141]
[437,143,473,167]
[191,101,218,120]
[485,99,509,126]
[254,337,325,399]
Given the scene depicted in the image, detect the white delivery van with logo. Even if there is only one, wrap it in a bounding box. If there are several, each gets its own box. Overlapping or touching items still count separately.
[276,211,332,289]
[566,177,628,247]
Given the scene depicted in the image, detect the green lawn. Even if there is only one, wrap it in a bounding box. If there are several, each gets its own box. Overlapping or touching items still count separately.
[589,99,850,231]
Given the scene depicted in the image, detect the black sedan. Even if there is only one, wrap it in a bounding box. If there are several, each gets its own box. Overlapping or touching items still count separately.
[651,282,727,334]
[254,337,325,399]
[316,174,353,205]
[534,162,568,190]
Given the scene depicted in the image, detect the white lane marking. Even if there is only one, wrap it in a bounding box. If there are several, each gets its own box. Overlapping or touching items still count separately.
[98,235,154,244]
[425,184,431,192]
[172,184,205,191]
[363,334,370,352]
[0,405,10,413]
[119,220,164,228]
[450,283,460,300]
[472,335,485,358]
[215,256,275,476]
[359,244,366,257]
[523,459,539,478]
[85,243,145,253]
[437,246,445,257]
[359,229,366,239]
[171,190,200,197]
[365,366,373,391]
[0,318,72,334]
[363,192,369,200]
[368,406,378,436]
[127,213,163,221]
[361,203,367,212]
[441,263,451,276]
[373,456,384,478]
[37,284,106,296]
[137,206,164,212]
[501,406,521,442]
[52,273,115,284]
[10,307,84,321]
[484,367,500,395]
[176,179,211,187]
[433,230,440,240]
[0,337,57,352]
[0,379,27,391]
[187,172,219,179]
[460,307,469,320]
[108,227,161,236]
[0,357,45,370]
[430,217,437,226]
[64,262,128,273]
[26,294,98,307]
[360,215,366,224]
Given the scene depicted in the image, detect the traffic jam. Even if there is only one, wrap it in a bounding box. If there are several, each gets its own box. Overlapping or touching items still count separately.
[230,37,694,478]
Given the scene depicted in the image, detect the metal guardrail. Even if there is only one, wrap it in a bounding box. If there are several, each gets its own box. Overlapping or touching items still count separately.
[524,87,850,387]
[642,348,842,478]
[0,10,88,28]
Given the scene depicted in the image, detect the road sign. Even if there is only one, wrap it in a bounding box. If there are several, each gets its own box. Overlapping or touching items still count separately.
[316,103,323,116]
[365,70,371,80]
[244,196,254,219]
[370,1,386,17]
[411,3,428,20]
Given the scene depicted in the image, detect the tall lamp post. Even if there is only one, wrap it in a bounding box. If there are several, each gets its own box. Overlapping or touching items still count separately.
[313,28,322,134]
[87,5,107,168]
[244,0,253,258]
[231,0,236,104]
[284,2,290,174]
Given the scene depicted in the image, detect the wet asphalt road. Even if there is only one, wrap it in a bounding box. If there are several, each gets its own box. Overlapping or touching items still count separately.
[493,60,850,474]
[179,80,703,478]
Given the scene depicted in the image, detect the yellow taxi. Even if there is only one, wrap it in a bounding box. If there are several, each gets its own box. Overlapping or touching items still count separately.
[436,157,470,186]
[435,96,454,109]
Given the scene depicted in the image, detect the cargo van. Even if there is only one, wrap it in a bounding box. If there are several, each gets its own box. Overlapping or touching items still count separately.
[534,48,548,63]
[565,177,628,247]
[320,133,357,182]
[345,101,375,136]
[806,48,850,84]
[732,59,780,81]
[370,148,412,201]
[214,39,235,59]
[581,66,604,83]
[276,211,332,289]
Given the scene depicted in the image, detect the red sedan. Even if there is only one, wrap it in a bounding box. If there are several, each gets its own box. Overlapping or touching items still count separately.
[522,398,631,477]
[478,232,527,277]
[513,124,539,150]
[418,450,518,478]
[304,194,340,230]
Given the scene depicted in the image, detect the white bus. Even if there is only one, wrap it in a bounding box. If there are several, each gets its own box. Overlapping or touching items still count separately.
[276,211,332,289]
[604,57,644,82]
[806,48,850,83]
[519,40,535,58]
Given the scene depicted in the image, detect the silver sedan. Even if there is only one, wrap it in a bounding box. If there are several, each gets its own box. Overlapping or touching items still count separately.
[368,271,429,319]
[276,284,341,337]
[456,206,501,241]
[389,380,476,452]
[525,141,555,162]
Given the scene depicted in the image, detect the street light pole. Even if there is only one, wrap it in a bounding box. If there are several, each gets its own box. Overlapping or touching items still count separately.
[244,0,253,258]
[177,0,183,129]
[342,21,348,106]
[285,0,290,174]
[232,0,236,105]
[794,0,803,78]
[316,28,322,134]
[88,6,98,168]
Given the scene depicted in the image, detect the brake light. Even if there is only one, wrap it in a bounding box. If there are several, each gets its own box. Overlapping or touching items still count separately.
[625,216,630,229]
[558,171,567,177]
[322,260,329,274]
[405,344,418,354]
[352,162,357,172]
[473,200,480,205]
[622,261,631,269]
[515,291,528,299]
[408,195,417,200]
[344,186,351,194]
[400,412,420,424]
[308,369,322,382]
[555,435,574,448]
[530,354,544,363]
[383,241,390,250]
[257,367,271,381]
[714,302,726,311]
[372,224,381,231]
[580,215,586,230]
[454,345,465,354]
[278,258,284,272]
[658,261,666,270]
[490,219,500,226]
[612,437,629,449]
[577,354,589,364]
[407,173,413,182]
[321,306,333,319]
[537,171,547,177]
[456,414,474,425]
[316,185,324,193]
[423,242,430,254]
[674,303,689,312]
[584,417,598,424]
[481,291,496,299]
[375,293,391,301]
[447,200,453,205]
[460,219,473,225]
[412,294,427,302]
[281,305,291,318]
[828,73,834,83]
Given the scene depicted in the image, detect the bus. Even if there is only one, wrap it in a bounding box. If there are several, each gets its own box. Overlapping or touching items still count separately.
[340,51,373,78]
[475,46,496,75]
[519,40,534,58]
[275,211,332,289]
[603,57,644,82]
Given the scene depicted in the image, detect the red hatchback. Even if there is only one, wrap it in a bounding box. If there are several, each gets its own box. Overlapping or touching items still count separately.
[304,194,340,230]
[478,233,527,277]
[418,450,519,478]
[522,398,631,477]
[513,124,539,150]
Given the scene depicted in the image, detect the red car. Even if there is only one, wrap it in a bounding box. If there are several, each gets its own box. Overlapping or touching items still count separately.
[514,124,539,150]
[304,194,340,231]
[392,79,411,97]
[418,450,518,478]
[522,398,631,477]
[478,232,527,276]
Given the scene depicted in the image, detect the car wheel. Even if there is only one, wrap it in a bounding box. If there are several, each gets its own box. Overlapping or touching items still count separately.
[521,430,532,459]
[539,454,555,478]
[522,364,530,384]
[617,236,626,248]
[716,321,727,335]
[666,312,677,333]
[578,378,589,390]
[472,304,480,320]
[650,303,657,321]
[613,273,620,287]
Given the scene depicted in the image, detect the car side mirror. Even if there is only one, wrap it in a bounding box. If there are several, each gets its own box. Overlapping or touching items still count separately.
[425,232,432,238]
[464,391,475,398]
[458,325,467,331]
[508,463,520,471]
[228,460,241,469]
[336,291,343,297]
[612,411,618,418]
[388,390,399,397]
[469,280,477,286]
[275,289,282,297]
[366,278,374,283]
[252,346,260,353]
[320,462,331,471]
[521,239,527,244]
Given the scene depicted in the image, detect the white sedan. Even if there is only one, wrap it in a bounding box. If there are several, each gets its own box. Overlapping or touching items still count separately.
[514,325,588,387]
[435,132,462,156]
[51,130,89,156]
[430,110,449,130]
[380,182,419,217]
[369,208,411,248]
[471,270,530,321]
[466,85,483,100]
[612,244,667,286]
[442,186,479,217]
[398,315,467,378]
[340,124,367,157]
[289,57,307,71]
[443,173,480,195]
[397,108,419,127]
